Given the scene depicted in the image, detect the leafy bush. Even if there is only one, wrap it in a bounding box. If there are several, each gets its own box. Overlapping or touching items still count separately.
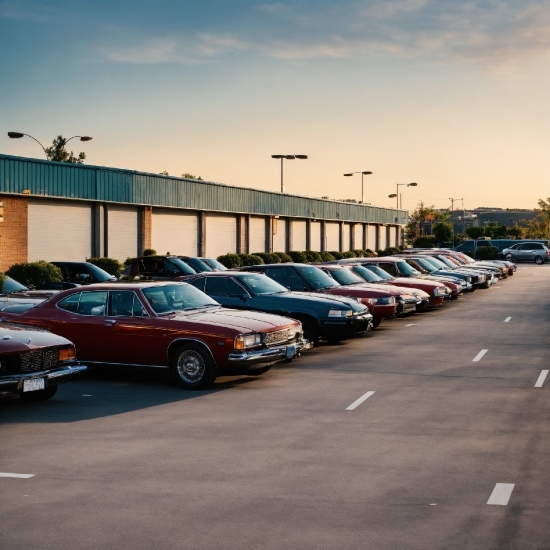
[239,254,264,266]
[342,251,357,258]
[303,250,322,262]
[6,261,63,288]
[273,252,293,262]
[319,251,335,261]
[123,257,135,267]
[87,257,123,277]
[328,251,344,260]
[217,253,242,268]
[0,272,6,291]
[472,245,498,260]
[365,249,376,257]
[352,249,366,257]
[288,251,307,263]
[143,249,156,256]
[252,252,281,264]
[413,236,436,248]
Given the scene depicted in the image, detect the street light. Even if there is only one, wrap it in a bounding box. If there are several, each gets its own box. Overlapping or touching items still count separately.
[8,132,93,157]
[271,154,307,193]
[388,182,417,209]
[343,171,373,203]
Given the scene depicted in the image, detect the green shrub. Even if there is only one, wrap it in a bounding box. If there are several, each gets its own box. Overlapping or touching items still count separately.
[123,257,135,267]
[288,251,307,263]
[303,250,322,262]
[87,257,124,277]
[273,252,293,262]
[412,236,436,248]
[239,253,265,266]
[328,251,344,260]
[217,253,242,269]
[252,252,281,264]
[143,249,156,256]
[0,272,6,291]
[364,249,376,257]
[342,251,357,258]
[376,248,392,257]
[319,251,335,261]
[352,249,366,257]
[472,245,498,260]
[6,261,63,288]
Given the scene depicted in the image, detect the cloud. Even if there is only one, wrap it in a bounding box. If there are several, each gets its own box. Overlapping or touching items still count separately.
[0,0,56,21]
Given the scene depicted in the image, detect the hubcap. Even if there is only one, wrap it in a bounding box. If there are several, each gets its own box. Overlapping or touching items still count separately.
[176,350,205,384]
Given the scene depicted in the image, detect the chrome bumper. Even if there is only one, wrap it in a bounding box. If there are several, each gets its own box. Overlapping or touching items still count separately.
[228,340,311,365]
[0,364,87,392]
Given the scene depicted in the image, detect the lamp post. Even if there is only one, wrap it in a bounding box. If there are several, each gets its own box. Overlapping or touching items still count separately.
[271,154,307,193]
[388,182,417,209]
[8,132,93,158]
[343,171,373,203]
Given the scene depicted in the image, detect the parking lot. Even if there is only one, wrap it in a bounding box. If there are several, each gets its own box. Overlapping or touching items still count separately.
[1,265,549,549]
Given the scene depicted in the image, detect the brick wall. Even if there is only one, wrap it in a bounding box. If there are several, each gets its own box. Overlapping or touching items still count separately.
[0,195,28,271]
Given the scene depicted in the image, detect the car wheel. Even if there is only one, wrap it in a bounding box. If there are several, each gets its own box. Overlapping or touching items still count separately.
[19,385,58,402]
[505,253,513,261]
[372,317,382,329]
[534,255,543,265]
[301,318,320,346]
[170,344,216,390]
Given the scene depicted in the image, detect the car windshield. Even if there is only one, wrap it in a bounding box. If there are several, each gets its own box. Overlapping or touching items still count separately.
[407,258,432,273]
[328,268,365,286]
[168,258,197,275]
[237,273,288,295]
[84,263,115,282]
[434,255,456,268]
[363,265,394,280]
[183,257,213,272]
[351,265,383,282]
[201,258,228,271]
[397,260,420,276]
[1,276,29,293]
[295,265,339,290]
[141,284,219,315]
[425,257,448,269]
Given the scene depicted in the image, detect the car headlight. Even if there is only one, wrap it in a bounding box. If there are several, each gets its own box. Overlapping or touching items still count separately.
[234,333,262,350]
[433,287,446,296]
[376,296,396,305]
[58,346,76,362]
[328,309,353,317]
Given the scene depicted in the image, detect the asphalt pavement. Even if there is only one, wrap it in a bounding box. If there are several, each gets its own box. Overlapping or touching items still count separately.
[1,264,549,550]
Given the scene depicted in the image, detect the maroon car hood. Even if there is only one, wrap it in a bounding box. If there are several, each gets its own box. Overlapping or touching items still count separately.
[0,322,71,353]
[392,277,444,289]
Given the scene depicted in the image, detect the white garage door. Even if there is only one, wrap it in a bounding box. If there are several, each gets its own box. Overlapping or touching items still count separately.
[272,218,287,253]
[354,224,364,250]
[152,209,198,257]
[292,220,307,251]
[325,223,340,251]
[342,224,351,251]
[28,199,91,261]
[310,222,321,251]
[249,217,267,254]
[367,225,377,250]
[205,214,237,258]
[108,206,138,261]
[389,226,397,248]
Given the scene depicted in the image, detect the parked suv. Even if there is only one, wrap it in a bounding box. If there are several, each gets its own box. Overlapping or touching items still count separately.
[121,256,197,279]
[501,242,550,264]
[50,261,116,285]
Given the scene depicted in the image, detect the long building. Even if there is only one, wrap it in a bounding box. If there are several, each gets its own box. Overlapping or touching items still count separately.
[0,154,406,269]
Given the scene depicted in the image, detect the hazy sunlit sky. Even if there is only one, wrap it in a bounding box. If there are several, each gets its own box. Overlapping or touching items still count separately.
[1,0,549,211]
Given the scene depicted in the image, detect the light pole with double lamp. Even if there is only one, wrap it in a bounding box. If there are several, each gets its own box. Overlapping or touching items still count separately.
[343,171,373,203]
[8,132,93,157]
[388,182,418,209]
[271,154,307,193]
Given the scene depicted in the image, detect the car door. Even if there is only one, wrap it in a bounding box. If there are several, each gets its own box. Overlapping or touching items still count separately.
[205,277,251,309]
[514,244,530,260]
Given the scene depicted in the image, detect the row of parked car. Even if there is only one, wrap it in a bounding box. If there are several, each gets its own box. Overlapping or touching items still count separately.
[0,248,517,402]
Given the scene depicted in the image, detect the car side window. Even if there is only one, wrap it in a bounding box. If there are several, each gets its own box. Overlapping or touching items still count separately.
[532,244,543,249]
[66,264,92,283]
[227,278,247,296]
[265,267,305,291]
[141,258,164,274]
[379,263,397,276]
[206,278,230,296]
[77,291,108,316]
[108,291,147,317]
[164,259,181,275]
[58,293,81,313]
[189,277,206,292]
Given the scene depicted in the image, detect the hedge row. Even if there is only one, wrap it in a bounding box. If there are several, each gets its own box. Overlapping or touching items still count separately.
[216,249,377,269]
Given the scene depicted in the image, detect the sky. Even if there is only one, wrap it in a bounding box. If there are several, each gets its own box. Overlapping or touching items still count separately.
[1,0,549,211]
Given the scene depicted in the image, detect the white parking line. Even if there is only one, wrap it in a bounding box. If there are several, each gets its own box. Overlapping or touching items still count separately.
[504,317,512,323]
[487,483,514,505]
[0,472,34,478]
[346,391,375,410]
[405,324,416,327]
[82,394,92,397]
[534,370,549,388]
[472,349,488,362]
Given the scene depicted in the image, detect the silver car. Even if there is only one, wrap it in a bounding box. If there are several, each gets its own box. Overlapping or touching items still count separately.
[501,242,550,264]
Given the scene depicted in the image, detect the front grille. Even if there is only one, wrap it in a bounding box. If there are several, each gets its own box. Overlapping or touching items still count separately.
[1,349,59,375]
[264,328,294,347]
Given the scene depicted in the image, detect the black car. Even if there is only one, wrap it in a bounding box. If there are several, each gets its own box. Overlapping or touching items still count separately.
[181,271,373,344]
[177,256,215,273]
[121,256,197,280]
[199,257,228,271]
[49,261,116,286]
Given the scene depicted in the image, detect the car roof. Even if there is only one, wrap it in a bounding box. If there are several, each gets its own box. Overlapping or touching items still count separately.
[60,281,190,291]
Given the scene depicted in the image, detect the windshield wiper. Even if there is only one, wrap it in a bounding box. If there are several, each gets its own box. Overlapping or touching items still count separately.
[183,304,220,311]
[157,310,176,316]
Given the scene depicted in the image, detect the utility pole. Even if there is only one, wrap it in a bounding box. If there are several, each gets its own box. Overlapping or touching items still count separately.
[449,197,463,246]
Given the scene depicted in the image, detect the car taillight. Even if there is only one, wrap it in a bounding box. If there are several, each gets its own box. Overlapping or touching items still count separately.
[58,346,76,362]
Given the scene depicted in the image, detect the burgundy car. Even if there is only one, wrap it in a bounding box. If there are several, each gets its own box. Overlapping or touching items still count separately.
[0,282,305,390]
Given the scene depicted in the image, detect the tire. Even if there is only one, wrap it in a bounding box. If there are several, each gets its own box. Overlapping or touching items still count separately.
[301,318,320,346]
[534,255,543,265]
[19,385,57,402]
[372,317,382,329]
[505,253,513,261]
[170,344,216,390]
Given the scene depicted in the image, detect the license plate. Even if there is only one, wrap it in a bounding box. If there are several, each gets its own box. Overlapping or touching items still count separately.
[286,345,296,358]
[23,378,45,392]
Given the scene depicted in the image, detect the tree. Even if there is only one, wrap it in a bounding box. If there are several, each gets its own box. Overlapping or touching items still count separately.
[465,226,485,239]
[159,170,169,175]
[433,221,453,244]
[522,197,550,239]
[181,173,203,180]
[507,225,525,239]
[45,135,86,164]
[404,202,437,245]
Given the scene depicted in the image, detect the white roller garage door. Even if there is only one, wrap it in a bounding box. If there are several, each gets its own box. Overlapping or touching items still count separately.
[28,199,91,261]
[292,220,307,251]
[355,224,364,250]
[310,222,321,251]
[152,209,198,257]
[325,223,340,251]
[108,206,138,261]
[205,214,237,258]
[367,225,377,250]
[272,218,287,253]
[389,226,397,247]
[342,224,351,251]
[249,217,267,254]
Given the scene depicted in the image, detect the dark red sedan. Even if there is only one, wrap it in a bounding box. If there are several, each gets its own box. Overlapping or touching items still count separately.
[0,282,306,390]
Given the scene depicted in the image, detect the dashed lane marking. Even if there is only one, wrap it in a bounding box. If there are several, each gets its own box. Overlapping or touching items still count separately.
[487,483,514,505]
[0,473,34,478]
[504,317,511,322]
[472,349,488,362]
[346,391,375,411]
[534,370,549,388]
